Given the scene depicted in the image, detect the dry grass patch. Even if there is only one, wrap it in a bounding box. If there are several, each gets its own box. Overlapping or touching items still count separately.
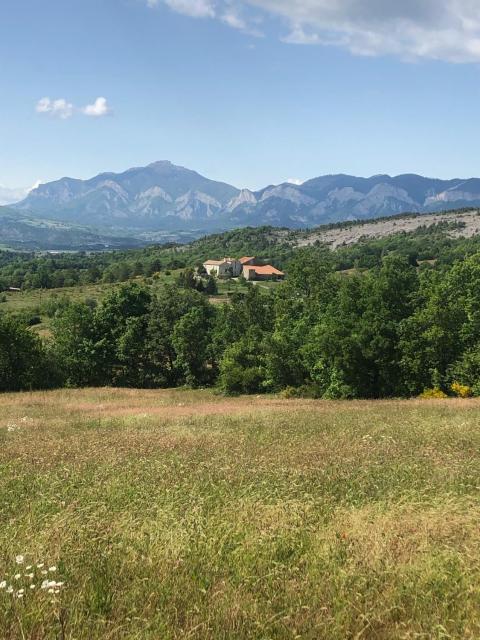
[1,389,480,638]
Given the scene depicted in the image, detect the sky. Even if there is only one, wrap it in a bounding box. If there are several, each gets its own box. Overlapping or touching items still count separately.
[2,0,480,199]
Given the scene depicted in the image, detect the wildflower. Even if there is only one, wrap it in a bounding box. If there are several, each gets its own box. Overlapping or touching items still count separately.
[48,566,57,572]
[36,563,44,568]
[17,589,24,595]
[14,574,21,580]
[17,592,24,599]
[6,586,14,594]
[15,555,24,564]
[48,588,54,594]
[26,565,32,570]
[41,570,48,575]
[30,584,36,589]
[0,581,6,589]
[41,580,49,589]
[26,573,34,579]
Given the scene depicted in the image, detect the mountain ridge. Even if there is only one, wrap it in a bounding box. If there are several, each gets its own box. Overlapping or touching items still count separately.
[11,162,480,245]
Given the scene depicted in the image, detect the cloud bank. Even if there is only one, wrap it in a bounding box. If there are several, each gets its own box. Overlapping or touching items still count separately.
[147,0,480,62]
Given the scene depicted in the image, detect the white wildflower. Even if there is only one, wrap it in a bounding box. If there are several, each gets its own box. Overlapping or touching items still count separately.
[17,589,24,595]
[26,573,34,579]
[17,592,24,599]
[26,565,32,570]
[30,584,36,589]
[14,574,21,580]
[15,555,24,564]
[41,570,48,575]
[41,579,49,589]
[48,566,57,572]
[6,586,14,594]
[36,563,44,568]
[48,588,54,594]
[0,581,6,589]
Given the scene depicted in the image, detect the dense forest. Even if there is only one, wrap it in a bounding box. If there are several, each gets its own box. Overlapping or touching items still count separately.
[3,224,480,398]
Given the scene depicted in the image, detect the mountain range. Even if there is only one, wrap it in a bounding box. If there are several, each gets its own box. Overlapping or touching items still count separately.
[7,160,480,248]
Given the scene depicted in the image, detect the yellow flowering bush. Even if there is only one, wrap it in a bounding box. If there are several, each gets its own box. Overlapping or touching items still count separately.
[451,381,473,398]
[419,387,448,399]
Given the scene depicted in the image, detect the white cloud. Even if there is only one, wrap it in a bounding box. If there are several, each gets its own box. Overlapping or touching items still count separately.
[28,180,42,192]
[0,180,42,205]
[222,9,247,30]
[36,97,113,120]
[155,0,215,18]
[0,185,29,206]
[282,24,320,45]
[221,4,264,35]
[145,0,480,63]
[36,97,73,120]
[249,0,480,62]
[82,97,112,117]
[149,0,263,34]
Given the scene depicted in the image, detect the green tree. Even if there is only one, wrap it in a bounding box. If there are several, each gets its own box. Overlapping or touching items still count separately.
[0,314,58,391]
[52,302,101,387]
[205,275,218,295]
[172,306,214,386]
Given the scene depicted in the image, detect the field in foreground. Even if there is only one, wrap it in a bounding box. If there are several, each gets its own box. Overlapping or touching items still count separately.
[1,390,480,639]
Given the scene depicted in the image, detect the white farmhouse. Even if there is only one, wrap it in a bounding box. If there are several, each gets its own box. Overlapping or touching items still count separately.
[203,257,243,278]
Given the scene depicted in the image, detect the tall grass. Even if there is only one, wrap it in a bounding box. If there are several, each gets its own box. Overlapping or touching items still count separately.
[1,389,480,638]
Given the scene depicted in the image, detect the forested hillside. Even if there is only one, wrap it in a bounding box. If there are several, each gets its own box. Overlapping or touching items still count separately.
[1,208,480,291]
[3,209,480,399]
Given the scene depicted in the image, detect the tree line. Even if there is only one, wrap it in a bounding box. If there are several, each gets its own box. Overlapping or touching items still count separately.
[3,220,480,293]
[3,248,480,398]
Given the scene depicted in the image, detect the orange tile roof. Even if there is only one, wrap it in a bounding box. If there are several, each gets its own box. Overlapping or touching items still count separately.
[239,256,255,264]
[244,265,284,276]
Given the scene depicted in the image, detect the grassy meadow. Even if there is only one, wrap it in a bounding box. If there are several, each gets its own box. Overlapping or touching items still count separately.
[1,389,480,638]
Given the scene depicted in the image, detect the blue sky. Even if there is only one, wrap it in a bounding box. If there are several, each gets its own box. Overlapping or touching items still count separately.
[2,0,480,197]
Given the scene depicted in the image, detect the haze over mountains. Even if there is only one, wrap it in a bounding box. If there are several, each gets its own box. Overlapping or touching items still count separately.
[6,160,480,249]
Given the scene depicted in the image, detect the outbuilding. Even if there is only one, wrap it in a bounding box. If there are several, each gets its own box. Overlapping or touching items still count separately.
[243,265,285,281]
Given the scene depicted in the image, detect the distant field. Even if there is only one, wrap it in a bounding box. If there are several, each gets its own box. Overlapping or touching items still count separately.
[0,272,278,331]
[1,389,480,639]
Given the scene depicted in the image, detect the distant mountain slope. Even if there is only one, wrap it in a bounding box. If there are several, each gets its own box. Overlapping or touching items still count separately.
[11,162,480,242]
[15,161,240,231]
[227,175,480,227]
[181,208,480,257]
[0,207,145,250]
